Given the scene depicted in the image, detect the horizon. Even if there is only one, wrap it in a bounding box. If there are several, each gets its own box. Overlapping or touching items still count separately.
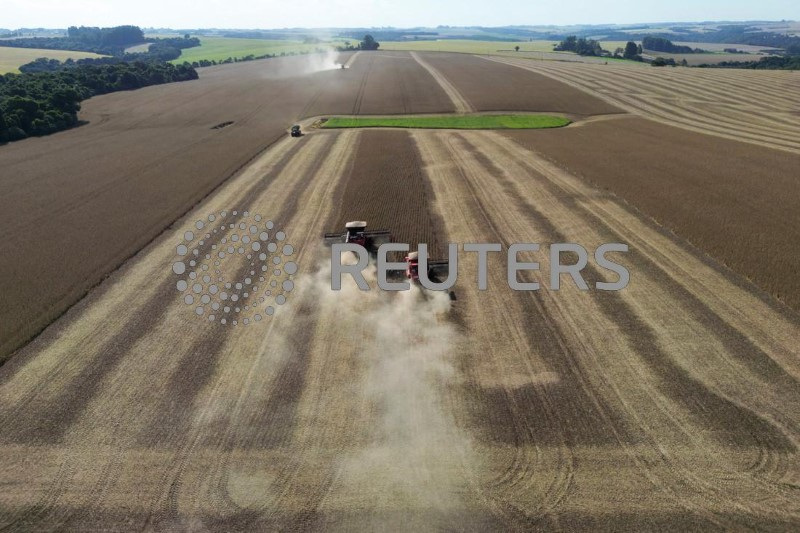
[3,0,798,32]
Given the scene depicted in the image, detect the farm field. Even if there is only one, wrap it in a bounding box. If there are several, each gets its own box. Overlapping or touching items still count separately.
[124,42,152,53]
[171,37,343,64]
[642,51,766,65]
[0,47,105,73]
[382,39,617,63]
[669,41,782,53]
[381,39,561,54]
[506,116,800,312]
[418,53,624,115]
[380,39,768,65]
[0,50,799,530]
[0,51,454,362]
[491,55,800,153]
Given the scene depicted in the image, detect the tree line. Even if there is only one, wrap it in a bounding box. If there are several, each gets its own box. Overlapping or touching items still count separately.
[554,36,604,56]
[0,62,198,143]
[67,25,144,46]
[337,35,380,51]
[698,55,800,70]
[642,36,704,54]
[0,26,200,59]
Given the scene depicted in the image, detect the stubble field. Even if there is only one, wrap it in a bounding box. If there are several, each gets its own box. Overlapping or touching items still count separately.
[491,55,800,153]
[0,51,799,530]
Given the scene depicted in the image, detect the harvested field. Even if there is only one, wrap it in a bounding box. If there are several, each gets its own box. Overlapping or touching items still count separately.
[0,126,798,530]
[643,52,767,66]
[491,55,800,153]
[330,129,444,256]
[0,51,453,362]
[504,116,800,311]
[420,52,624,115]
[1,48,799,530]
[355,52,456,115]
[381,40,630,64]
[296,51,454,119]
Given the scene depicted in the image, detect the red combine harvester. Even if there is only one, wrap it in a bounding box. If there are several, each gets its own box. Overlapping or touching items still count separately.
[323,221,391,252]
[405,251,451,283]
[324,221,450,283]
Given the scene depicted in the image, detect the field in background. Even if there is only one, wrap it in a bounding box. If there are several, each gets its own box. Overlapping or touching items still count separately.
[381,39,616,63]
[171,36,344,64]
[323,114,571,129]
[382,38,771,65]
[381,39,560,54]
[124,43,152,54]
[0,47,106,73]
[492,55,800,153]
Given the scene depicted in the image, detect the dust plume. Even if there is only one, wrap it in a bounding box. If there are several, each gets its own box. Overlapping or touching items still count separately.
[264,48,344,78]
[301,251,473,526]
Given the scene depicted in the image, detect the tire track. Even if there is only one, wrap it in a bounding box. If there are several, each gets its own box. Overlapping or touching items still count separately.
[142,131,360,530]
[463,130,800,521]
[489,56,800,154]
[414,131,576,529]
[410,52,474,114]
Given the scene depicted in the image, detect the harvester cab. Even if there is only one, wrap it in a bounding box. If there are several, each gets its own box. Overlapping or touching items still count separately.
[345,221,368,247]
[323,220,391,253]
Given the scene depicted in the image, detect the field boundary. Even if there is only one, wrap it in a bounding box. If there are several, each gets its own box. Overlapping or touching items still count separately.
[321,113,571,130]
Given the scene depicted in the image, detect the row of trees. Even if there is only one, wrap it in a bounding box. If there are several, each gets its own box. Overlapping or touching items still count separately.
[699,55,800,70]
[337,34,380,51]
[66,25,144,46]
[0,62,198,143]
[554,36,604,56]
[641,36,704,54]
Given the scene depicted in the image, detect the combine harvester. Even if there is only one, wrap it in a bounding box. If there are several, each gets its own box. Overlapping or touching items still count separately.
[324,221,451,284]
[324,221,391,252]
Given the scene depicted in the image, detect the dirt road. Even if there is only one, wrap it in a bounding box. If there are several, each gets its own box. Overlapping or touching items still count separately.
[1,126,798,530]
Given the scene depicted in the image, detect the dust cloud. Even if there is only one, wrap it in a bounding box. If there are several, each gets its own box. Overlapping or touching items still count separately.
[299,251,474,526]
[263,48,345,78]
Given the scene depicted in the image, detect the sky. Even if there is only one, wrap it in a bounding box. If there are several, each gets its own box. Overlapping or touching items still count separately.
[2,0,798,30]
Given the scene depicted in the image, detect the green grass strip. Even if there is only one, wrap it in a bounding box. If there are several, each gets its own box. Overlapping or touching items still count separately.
[322,114,571,130]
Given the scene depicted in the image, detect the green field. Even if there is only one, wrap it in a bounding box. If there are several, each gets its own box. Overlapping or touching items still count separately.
[0,47,106,74]
[171,37,345,64]
[322,114,571,130]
